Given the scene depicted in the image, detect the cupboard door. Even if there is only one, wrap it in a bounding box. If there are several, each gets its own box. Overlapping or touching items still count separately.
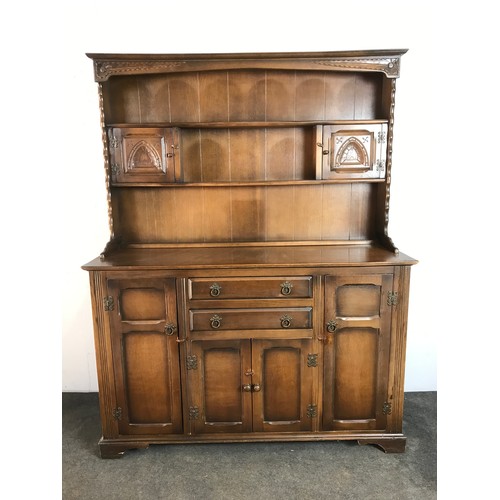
[109,127,180,183]
[108,278,183,435]
[189,340,253,434]
[323,274,392,431]
[252,339,314,432]
[322,123,387,179]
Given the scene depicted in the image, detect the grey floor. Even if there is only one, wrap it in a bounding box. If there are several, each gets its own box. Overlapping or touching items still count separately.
[62,392,436,500]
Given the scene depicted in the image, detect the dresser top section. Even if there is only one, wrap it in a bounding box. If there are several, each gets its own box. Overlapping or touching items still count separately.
[86,49,408,82]
[82,244,417,271]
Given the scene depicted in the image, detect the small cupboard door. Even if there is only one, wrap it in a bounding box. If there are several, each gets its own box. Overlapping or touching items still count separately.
[323,274,393,431]
[107,278,183,435]
[188,339,314,434]
[108,127,180,184]
[189,340,253,434]
[321,123,387,179]
[252,339,314,432]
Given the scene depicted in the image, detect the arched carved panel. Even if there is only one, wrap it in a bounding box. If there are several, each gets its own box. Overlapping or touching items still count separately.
[335,137,369,169]
[127,140,163,172]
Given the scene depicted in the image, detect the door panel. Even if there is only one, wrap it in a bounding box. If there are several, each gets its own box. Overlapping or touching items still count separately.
[122,331,176,424]
[108,278,183,435]
[334,327,378,420]
[189,340,252,434]
[252,339,313,432]
[323,274,392,431]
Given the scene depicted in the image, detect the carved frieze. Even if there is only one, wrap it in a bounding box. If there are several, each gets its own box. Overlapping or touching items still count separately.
[94,60,186,82]
[88,50,406,81]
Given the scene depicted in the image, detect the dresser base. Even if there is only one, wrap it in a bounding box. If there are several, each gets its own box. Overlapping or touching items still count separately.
[98,433,407,458]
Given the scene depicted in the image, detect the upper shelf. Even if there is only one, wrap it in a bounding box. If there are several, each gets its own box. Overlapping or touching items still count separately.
[107,121,388,184]
[87,49,408,82]
[106,120,389,129]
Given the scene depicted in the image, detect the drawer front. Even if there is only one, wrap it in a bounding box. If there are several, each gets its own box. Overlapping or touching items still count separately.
[188,277,313,300]
[189,308,312,332]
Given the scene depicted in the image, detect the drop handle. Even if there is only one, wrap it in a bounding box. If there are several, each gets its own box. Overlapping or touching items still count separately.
[252,384,261,392]
[280,315,292,329]
[210,315,222,329]
[209,283,221,297]
[164,323,177,335]
[280,281,293,295]
[326,320,337,333]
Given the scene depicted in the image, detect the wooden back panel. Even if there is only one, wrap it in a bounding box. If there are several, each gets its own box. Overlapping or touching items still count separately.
[181,127,315,182]
[112,183,377,244]
[102,70,384,124]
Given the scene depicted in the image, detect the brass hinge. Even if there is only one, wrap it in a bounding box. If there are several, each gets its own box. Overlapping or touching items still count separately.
[103,296,114,311]
[112,407,122,420]
[387,291,398,306]
[189,406,199,420]
[307,353,318,367]
[306,404,317,418]
[186,355,198,370]
[382,402,392,415]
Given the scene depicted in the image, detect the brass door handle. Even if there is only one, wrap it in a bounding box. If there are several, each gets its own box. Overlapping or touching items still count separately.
[252,384,261,392]
[326,320,337,333]
[242,384,252,392]
[164,323,177,335]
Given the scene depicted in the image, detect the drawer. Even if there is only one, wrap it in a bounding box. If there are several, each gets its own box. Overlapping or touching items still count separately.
[189,308,312,331]
[188,277,313,300]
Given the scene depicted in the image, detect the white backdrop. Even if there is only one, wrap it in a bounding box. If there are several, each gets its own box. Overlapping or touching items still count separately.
[61,2,440,393]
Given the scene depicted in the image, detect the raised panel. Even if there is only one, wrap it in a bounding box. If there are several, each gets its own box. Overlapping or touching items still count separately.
[123,332,175,424]
[336,284,381,317]
[120,288,165,321]
[262,347,301,422]
[204,347,243,423]
[333,327,378,421]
